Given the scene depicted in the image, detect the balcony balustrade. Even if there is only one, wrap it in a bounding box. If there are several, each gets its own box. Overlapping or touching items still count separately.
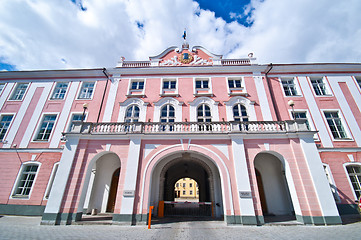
[68,120,310,135]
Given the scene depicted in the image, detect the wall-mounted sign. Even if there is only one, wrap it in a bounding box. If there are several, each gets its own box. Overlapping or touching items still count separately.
[239,191,252,198]
[123,190,135,197]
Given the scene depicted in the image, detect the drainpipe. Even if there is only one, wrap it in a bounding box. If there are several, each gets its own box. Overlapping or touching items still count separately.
[97,68,110,123]
[264,63,281,121]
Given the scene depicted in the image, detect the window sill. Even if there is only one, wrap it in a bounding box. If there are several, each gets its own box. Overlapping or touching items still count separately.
[194,93,213,97]
[126,94,145,98]
[228,92,248,96]
[160,93,179,97]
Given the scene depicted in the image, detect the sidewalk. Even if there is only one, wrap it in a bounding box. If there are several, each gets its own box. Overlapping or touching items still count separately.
[0,214,360,240]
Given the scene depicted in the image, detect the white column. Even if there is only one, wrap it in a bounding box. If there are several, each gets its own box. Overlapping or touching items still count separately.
[44,135,80,214]
[102,78,119,122]
[299,134,340,217]
[120,137,141,215]
[298,76,333,147]
[231,136,256,216]
[253,75,272,121]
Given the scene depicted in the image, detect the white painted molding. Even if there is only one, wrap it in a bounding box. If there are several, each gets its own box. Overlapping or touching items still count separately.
[224,96,256,121]
[188,97,219,122]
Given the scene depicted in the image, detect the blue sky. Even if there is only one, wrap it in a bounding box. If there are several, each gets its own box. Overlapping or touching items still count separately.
[0,0,361,71]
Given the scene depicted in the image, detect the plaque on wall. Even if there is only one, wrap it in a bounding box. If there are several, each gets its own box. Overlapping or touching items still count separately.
[239,191,252,198]
[123,190,135,197]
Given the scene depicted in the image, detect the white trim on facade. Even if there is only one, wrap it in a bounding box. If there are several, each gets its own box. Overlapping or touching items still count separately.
[76,81,97,100]
[19,82,53,147]
[160,77,179,97]
[50,81,80,147]
[224,96,256,121]
[298,76,333,147]
[43,162,60,200]
[327,76,361,146]
[253,75,272,121]
[30,112,60,143]
[102,78,119,122]
[0,83,14,110]
[126,78,146,97]
[322,163,341,203]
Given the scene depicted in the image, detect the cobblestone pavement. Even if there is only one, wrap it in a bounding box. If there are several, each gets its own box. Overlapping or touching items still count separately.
[0,215,360,240]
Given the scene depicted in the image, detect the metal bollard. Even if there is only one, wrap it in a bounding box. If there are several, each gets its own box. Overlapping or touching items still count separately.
[148,206,154,229]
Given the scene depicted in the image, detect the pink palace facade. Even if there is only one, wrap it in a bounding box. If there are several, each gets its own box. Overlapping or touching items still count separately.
[0,43,361,226]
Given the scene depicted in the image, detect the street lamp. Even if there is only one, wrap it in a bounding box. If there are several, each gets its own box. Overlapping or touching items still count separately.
[82,103,88,122]
[288,100,295,120]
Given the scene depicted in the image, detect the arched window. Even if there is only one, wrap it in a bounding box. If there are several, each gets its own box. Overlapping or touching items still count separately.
[233,104,248,122]
[197,104,211,122]
[124,105,140,123]
[160,105,175,123]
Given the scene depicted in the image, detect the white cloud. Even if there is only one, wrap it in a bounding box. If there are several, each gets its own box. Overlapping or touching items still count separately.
[0,0,360,70]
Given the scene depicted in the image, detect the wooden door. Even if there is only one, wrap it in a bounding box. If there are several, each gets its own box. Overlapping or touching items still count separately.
[106,168,120,213]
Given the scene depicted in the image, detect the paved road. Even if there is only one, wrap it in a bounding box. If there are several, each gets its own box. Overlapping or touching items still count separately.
[0,215,360,240]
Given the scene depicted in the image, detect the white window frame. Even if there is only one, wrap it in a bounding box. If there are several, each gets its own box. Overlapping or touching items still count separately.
[224,96,256,121]
[189,97,219,122]
[343,162,361,200]
[289,109,318,136]
[50,82,69,100]
[118,98,148,122]
[66,112,87,133]
[0,113,15,142]
[153,97,182,122]
[0,83,6,96]
[309,77,332,96]
[44,162,59,200]
[160,78,178,96]
[9,83,29,101]
[124,105,140,123]
[322,109,352,141]
[323,163,341,203]
[32,113,59,142]
[11,161,41,199]
[280,77,301,97]
[127,78,146,97]
[77,81,96,100]
[197,103,212,122]
[193,77,213,96]
[227,76,247,96]
[354,76,361,90]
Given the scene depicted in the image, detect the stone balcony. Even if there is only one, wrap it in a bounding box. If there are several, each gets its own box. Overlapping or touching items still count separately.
[67,120,310,135]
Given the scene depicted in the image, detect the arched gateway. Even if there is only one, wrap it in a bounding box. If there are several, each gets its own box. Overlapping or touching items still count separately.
[145,150,225,219]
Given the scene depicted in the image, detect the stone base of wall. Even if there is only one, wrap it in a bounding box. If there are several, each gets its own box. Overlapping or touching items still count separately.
[0,204,45,216]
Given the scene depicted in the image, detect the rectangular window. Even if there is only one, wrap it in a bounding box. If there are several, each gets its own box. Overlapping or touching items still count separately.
[35,115,57,141]
[131,80,144,90]
[183,183,186,188]
[189,183,192,187]
[68,114,84,132]
[228,78,242,89]
[78,82,95,99]
[51,82,68,100]
[13,164,39,197]
[281,78,298,96]
[0,83,5,94]
[346,165,361,199]
[176,183,179,187]
[163,79,176,89]
[310,77,329,96]
[355,76,361,89]
[292,111,310,130]
[183,190,186,195]
[324,111,348,139]
[10,83,28,100]
[195,79,209,89]
[0,115,13,141]
[189,190,193,195]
